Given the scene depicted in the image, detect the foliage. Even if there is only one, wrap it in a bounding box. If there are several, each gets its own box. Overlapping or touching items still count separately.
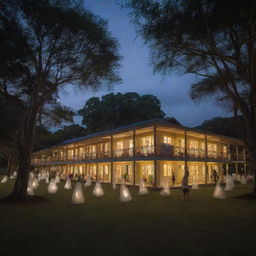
[125,0,256,192]
[78,92,165,132]
[196,116,244,139]
[34,124,88,151]
[0,0,121,199]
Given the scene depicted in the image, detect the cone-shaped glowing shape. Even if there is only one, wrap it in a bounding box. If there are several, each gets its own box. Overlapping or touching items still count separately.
[112,182,116,190]
[192,175,199,190]
[139,179,148,195]
[120,184,132,202]
[1,175,8,183]
[232,173,237,181]
[72,182,85,204]
[27,178,34,195]
[55,174,60,183]
[84,176,91,187]
[29,172,34,179]
[213,182,226,199]
[46,176,49,184]
[160,182,171,196]
[10,171,17,180]
[237,174,241,182]
[48,178,58,194]
[38,173,41,182]
[93,182,104,197]
[224,175,234,191]
[64,177,72,190]
[241,175,247,184]
[32,177,39,189]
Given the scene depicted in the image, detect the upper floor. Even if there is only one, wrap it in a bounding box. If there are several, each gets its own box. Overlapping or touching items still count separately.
[32,119,245,165]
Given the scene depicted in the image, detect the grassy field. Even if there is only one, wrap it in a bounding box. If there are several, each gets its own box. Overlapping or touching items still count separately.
[0,178,256,256]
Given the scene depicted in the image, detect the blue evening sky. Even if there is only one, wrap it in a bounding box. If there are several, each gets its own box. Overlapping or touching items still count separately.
[59,0,229,127]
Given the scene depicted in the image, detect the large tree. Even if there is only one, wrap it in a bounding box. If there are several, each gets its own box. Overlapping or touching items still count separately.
[0,0,120,200]
[78,92,165,132]
[126,0,256,195]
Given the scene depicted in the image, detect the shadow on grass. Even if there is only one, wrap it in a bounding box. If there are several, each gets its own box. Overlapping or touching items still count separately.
[0,195,49,206]
[235,193,256,200]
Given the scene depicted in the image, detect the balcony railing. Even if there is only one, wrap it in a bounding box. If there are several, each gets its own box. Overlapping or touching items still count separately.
[32,144,236,164]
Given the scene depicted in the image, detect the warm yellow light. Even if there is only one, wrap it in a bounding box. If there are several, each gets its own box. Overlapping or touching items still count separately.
[48,179,58,194]
[72,182,85,204]
[1,175,8,184]
[93,182,104,197]
[120,184,132,202]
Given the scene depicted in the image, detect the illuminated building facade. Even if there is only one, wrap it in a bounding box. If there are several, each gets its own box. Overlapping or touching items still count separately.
[32,119,246,187]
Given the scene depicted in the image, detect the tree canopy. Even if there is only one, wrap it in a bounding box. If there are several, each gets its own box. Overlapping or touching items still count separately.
[196,116,243,140]
[78,92,165,132]
[0,0,121,200]
[126,0,256,194]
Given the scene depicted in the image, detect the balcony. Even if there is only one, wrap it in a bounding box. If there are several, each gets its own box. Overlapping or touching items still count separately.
[32,144,235,164]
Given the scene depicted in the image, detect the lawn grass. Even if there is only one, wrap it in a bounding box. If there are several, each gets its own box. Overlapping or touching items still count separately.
[0,178,256,256]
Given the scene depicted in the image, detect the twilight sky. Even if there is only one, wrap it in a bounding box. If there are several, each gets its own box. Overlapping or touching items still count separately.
[59,0,229,127]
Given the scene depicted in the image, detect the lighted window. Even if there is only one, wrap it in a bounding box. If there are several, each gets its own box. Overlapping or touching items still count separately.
[163,164,172,176]
[163,136,172,145]
[142,136,154,146]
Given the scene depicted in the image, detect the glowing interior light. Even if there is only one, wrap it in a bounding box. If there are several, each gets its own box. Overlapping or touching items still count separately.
[1,175,8,184]
[213,182,226,199]
[72,182,85,204]
[64,177,72,190]
[139,179,148,195]
[48,178,58,194]
[120,184,132,202]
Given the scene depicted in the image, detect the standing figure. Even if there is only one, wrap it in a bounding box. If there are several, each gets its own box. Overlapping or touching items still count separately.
[181,175,189,200]
[171,172,176,187]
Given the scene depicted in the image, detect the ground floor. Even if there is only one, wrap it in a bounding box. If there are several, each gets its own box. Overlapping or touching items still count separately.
[34,160,246,187]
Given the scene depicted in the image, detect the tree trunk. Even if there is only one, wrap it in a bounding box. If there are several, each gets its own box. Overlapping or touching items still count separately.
[6,107,37,201]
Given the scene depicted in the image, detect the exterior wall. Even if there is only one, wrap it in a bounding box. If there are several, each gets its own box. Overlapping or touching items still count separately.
[32,122,245,188]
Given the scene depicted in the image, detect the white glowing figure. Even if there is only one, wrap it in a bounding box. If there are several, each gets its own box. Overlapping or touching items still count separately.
[64,177,72,190]
[55,174,60,184]
[10,171,17,179]
[32,177,39,189]
[27,180,34,195]
[120,184,132,202]
[112,182,116,190]
[72,182,85,204]
[45,176,49,184]
[224,175,234,191]
[139,179,148,195]
[38,173,42,182]
[240,175,247,184]
[84,176,91,187]
[213,182,226,199]
[160,181,171,196]
[237,174,241,182]
[47,178,58,194]
[1,175,8,183]
[92,182,104,197]
[29,172,34,179]
[232,173,237,181]
[192,175,199,190]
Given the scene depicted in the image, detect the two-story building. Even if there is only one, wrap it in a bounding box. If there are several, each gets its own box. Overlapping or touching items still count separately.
[32,119,246,187]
